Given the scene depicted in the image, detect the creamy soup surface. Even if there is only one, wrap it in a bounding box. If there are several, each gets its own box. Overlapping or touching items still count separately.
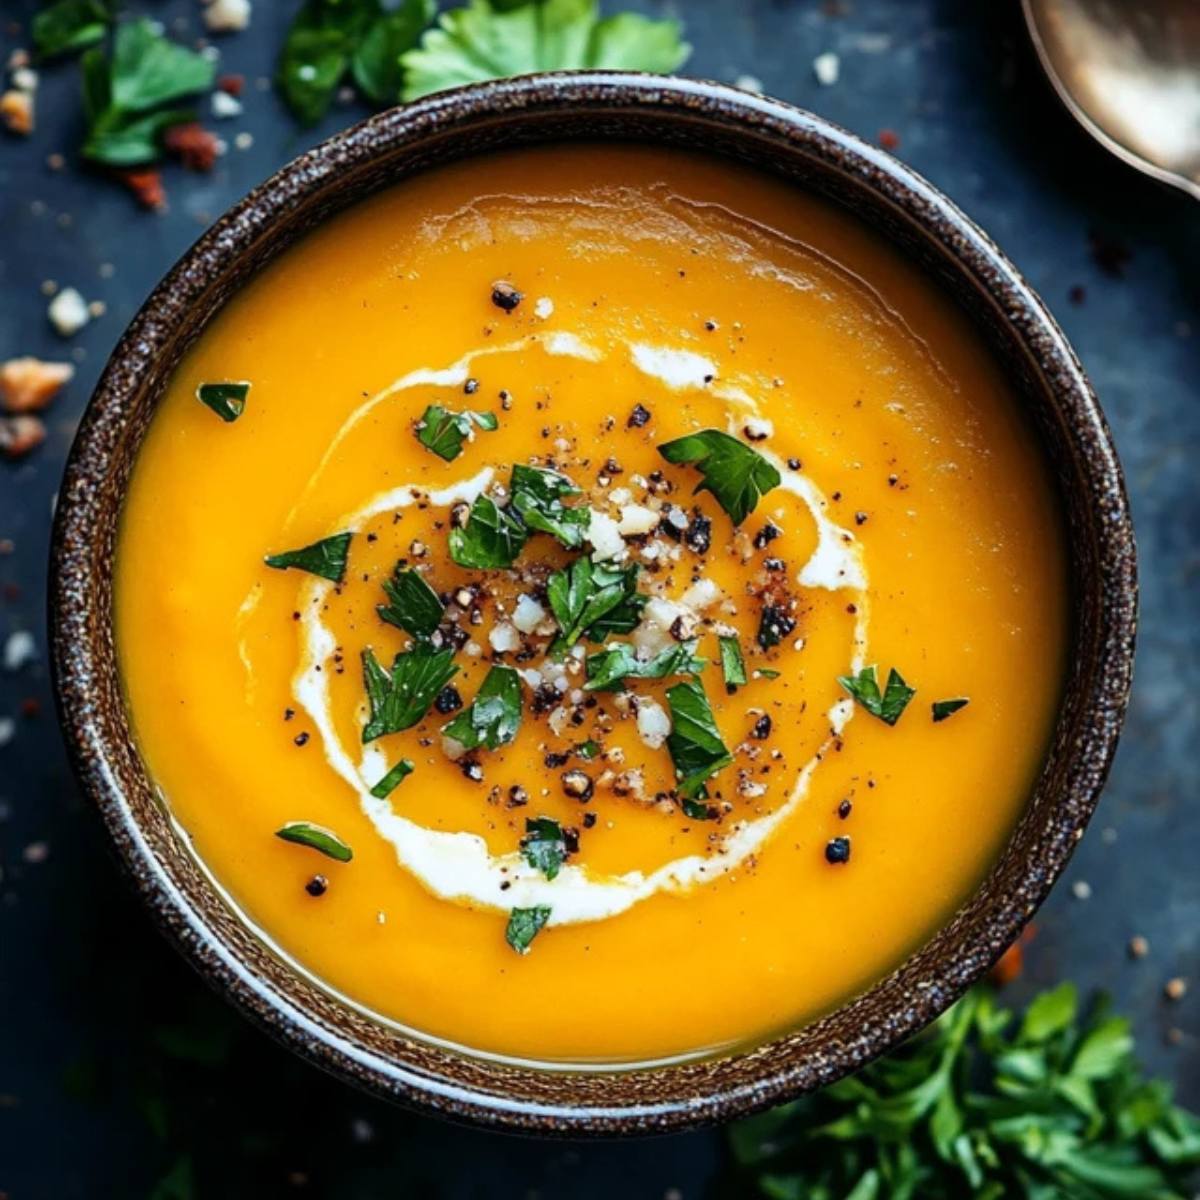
[116,145,1068,1063]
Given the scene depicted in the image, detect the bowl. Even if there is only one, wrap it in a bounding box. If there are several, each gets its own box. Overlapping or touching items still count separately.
[49,72,1137,1135]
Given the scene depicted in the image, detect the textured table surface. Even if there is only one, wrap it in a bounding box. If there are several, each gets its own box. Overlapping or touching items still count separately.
[1,1,1197,1196]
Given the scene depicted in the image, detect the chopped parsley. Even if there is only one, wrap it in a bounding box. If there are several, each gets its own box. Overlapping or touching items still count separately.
[665,678,733,799]
[505,904,551,954]
[657,429,781,525]
[584,640,706,692]
[448,493,527,569]
[442,665,522,751]
[839,664,916,726]
[415,403,498,462]
[369,758,414,799]
[547,558,646,650]
[510,464,590,549]
[681,796,717,821]
[932,697,970,723]
[196,381,249,423]
[520,816,567,881]
[361,642,458,742]
[274,821,353,862]
[377,564,443,638]
[718,635,747,689]
[264,531,352,584]
[33,0,110,59]
[574,739,601,760]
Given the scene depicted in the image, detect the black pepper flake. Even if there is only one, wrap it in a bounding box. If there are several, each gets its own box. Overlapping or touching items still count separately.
[293,731,310,747]
[562,826,581,854]
[305,875,328,897]
[787,457,801,470]
[490,280,522,311]
[532,684,561,715]
[507,785,529,808]
[463,377,479,395]
[627,403,651,428]
[434,685,463,714]
[825,836,851,865]
[763,557,786,572]
[684,510,712,555]
[543,750,571,768]
[561,769,594,801]
[460,759,484,782]
[753,523,782,550]
[751,714,772,740]
[756,604,796,649]
[283,708,295,721]
[854,511,868,526]
[582,811,597,829]
[838,798,852,819]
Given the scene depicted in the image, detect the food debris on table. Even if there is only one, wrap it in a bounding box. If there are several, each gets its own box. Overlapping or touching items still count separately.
[202,0,253,34]
[0,358,73,413]
[3,630,37,672]
[813,52,840,86]
[47,288,90,338]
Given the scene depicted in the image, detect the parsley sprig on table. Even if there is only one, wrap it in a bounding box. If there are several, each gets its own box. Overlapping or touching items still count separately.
[729,983,1200,1200]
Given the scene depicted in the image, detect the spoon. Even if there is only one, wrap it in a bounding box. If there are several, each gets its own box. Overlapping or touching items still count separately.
[1022,0,1200,200]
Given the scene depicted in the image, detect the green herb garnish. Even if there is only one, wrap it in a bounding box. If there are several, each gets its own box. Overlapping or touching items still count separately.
[33,0,111,59]
[442,665,522,751]
[264,532,353,584]
[520,816,567,881]
[547,558,646,650]
[274,821,353,862]
[839,664,916,726]
[932,697,970,723]
[575,739,601,760]
[729,982,1200,1200]
[400,0,689,102]
[361,643,458,742]
[369,758,414,799]
[415,404,499,462]
[196,381,249,423]
[757,668,781,680]
[681,796,716,821]
[277,0,433,124]
[80,18,215,166]
[510,464,590,549]
[657,429,781,526]
[377,565,443,638]
[584,640,706,692]
[505,904,551,955]
[448,493,527,569]
[665,678,733,799]
[719,635,747,689]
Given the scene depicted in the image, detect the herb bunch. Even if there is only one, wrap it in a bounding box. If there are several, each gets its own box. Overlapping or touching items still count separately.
[729,983,1200,1200]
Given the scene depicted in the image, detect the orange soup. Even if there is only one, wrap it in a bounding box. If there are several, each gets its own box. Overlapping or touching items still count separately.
[115,145,1068,1063]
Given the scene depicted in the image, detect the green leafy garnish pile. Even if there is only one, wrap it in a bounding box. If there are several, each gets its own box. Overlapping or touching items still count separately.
[729,982,1200,1200]
[658,429,781,526]
[442,665,522,751]
[584,640,705,692]
[665,678,733,799]
[415,403,498,462]
[510,464,591,549]
[79,17,215,166]
[400,0,690,102]
[361,643,459,741]
[839,663,917,726]
[377,565,444,637]
[546,558,644,650]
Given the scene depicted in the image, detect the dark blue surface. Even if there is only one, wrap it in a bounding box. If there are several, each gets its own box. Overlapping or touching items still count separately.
[1,1,1196,1196]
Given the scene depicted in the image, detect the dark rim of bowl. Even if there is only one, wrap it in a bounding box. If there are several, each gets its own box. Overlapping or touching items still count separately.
[48,72,1137,1136]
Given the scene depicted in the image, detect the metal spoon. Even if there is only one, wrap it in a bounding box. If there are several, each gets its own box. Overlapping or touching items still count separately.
[1022,0,1200,200]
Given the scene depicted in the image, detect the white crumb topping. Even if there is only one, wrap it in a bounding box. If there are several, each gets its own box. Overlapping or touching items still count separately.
[586,509,626,561]
[636,699,671,750]
[617,503,659,536]
[511,594,546,634]
[488,621,519,654]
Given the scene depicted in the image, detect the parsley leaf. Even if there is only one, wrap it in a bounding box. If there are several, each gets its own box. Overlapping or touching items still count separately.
[278,0,433,123]
[665,678,733,799]
[442,665,522,751]
[448,493,527,569]
[719,635,747,689]
[505,904,551,954]
[369,758,414,799]
[932,697,970,723]
[547,558,636,649]
[584,640,706,692]
[415,404,498,462]
[79,19,215,166]
[520,816,567,881]
[729,982,1200,1199]
[400,0,690,102]
[361,643,459,742]
[510,464,590,549]
[196,381,249,423]
[264,532,353,584]
[657,429,781,526]
[838,664,916,726]
[33,0,111,60]
[377,565,443,638]
[681,796,717,821]
[275,821,353,862]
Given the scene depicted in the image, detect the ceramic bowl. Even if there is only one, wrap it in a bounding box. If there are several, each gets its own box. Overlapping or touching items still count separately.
[49,72,1137,1135]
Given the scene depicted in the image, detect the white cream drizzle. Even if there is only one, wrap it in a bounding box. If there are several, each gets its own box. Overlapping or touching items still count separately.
[265,334,869,927]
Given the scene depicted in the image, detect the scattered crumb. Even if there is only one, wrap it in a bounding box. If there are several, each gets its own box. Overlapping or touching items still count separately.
[0,89,33,135]
[211,90,242,119]
[3,630,37,671]
[0,415,46,459]
[1128,935,1149,959]
[0,716,14,746]
[878,128,900,151]
[21,841,49,864]
[45,152,65,171]
[1071,879,1092,901]
[164,122,220,171]
[733,74,763,94]
[533,296,554,320]
[47,287,90,337]
[202,0,251,33]
[0,357,73,413]
[234,131,254,151]
[1164,977,1187,1002]
[813,51,840,86]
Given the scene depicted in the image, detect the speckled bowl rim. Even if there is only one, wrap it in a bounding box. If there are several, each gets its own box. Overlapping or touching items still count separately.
[49,72,1137,1136]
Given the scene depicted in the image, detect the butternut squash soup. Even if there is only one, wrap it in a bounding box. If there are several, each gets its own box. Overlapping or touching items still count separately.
[115,144,1068,1064]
